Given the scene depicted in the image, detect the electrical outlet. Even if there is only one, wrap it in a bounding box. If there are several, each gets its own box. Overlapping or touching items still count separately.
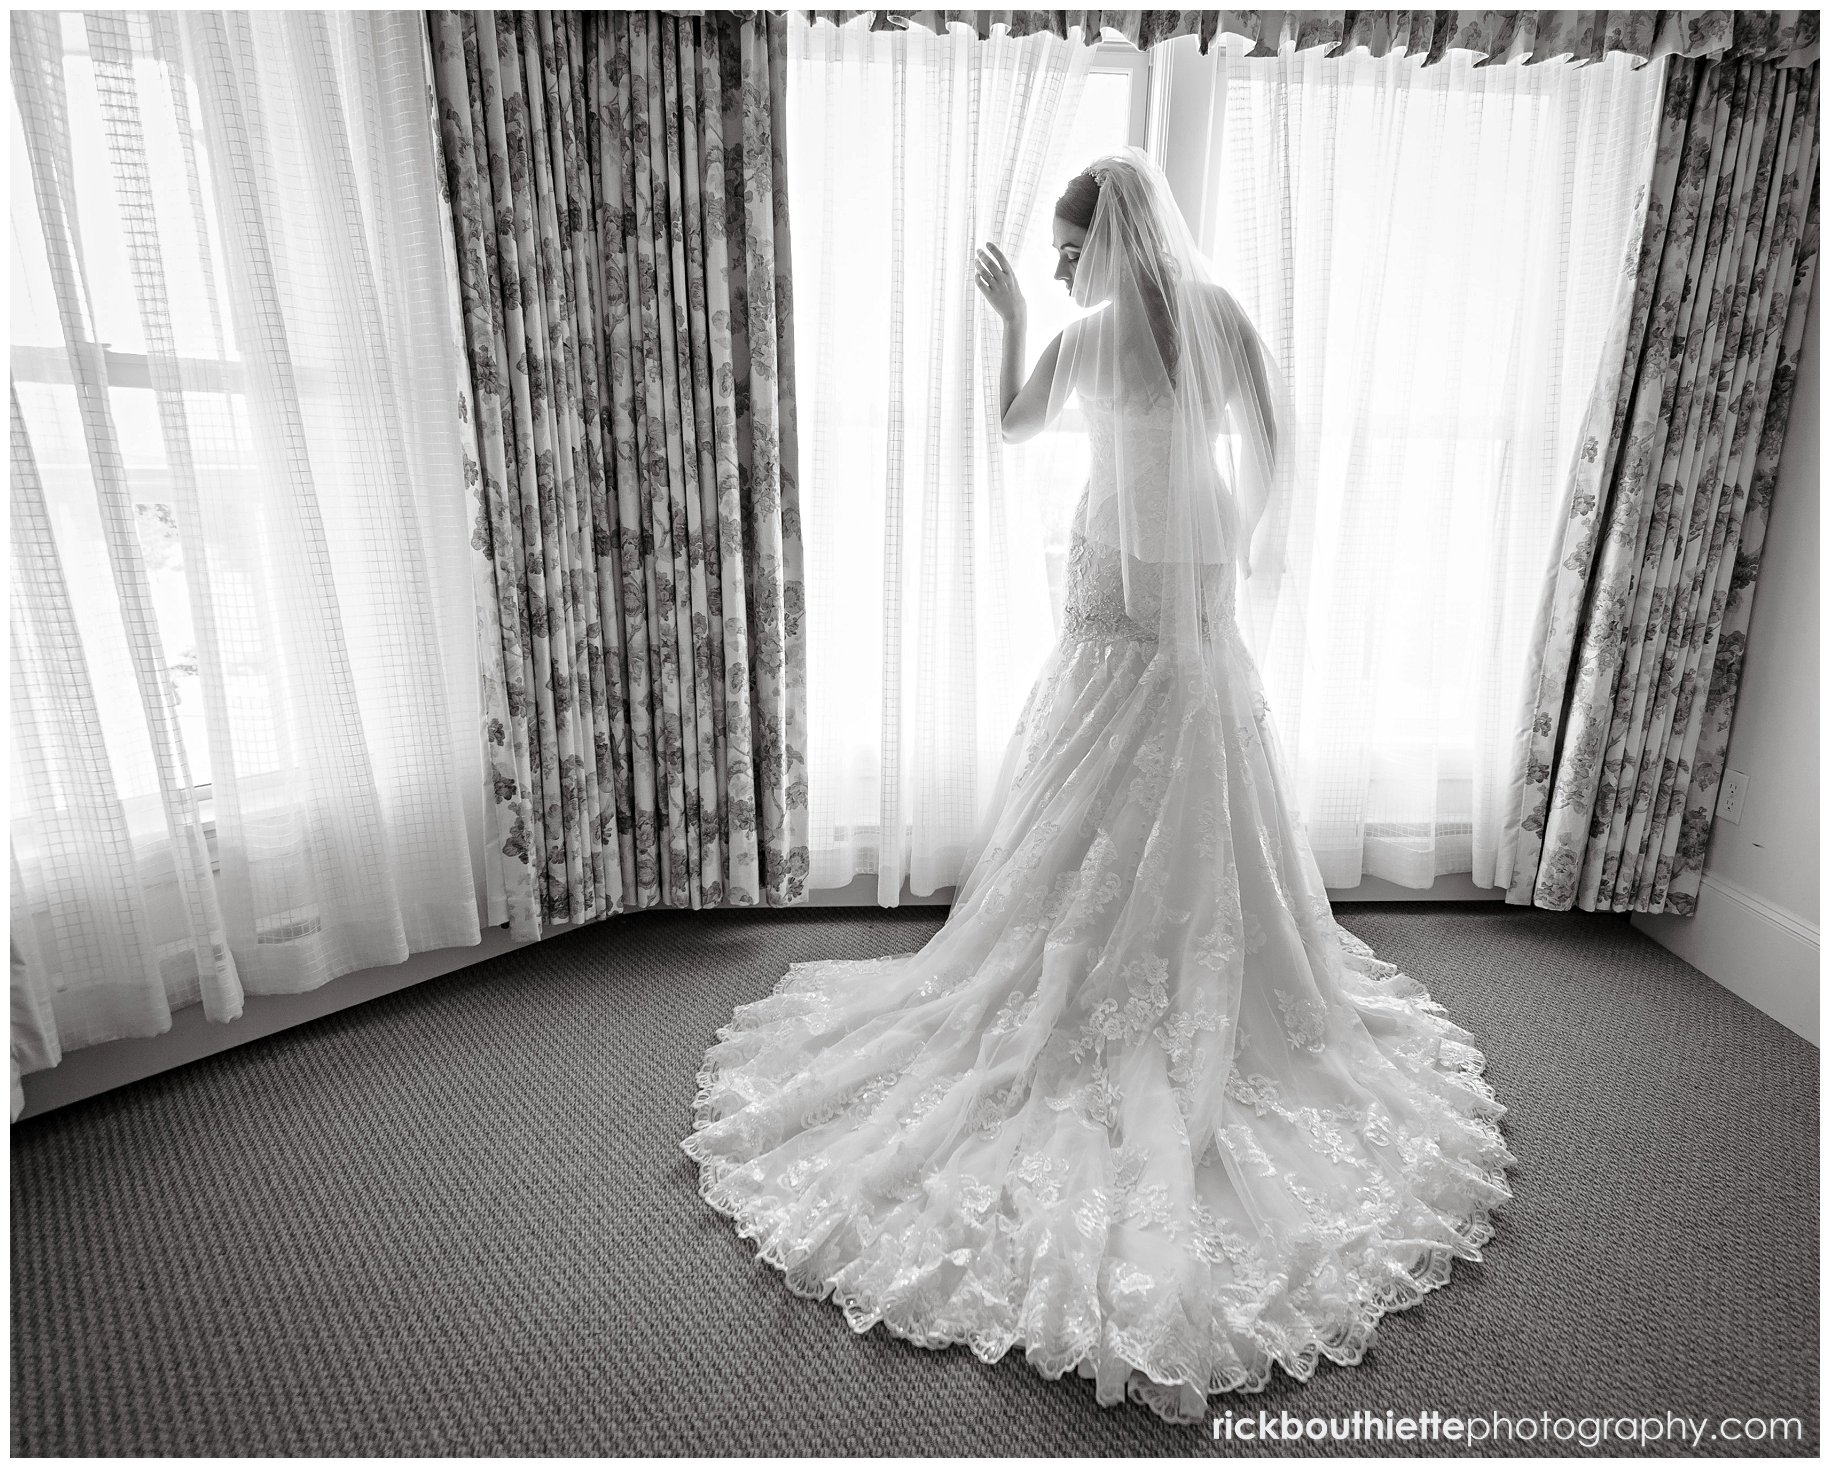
[1718,768,1748,825]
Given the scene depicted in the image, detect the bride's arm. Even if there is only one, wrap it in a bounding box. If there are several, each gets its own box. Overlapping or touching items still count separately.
[1211,285,1277,462]
[976,241,1074,445]
[998,328,1068,444]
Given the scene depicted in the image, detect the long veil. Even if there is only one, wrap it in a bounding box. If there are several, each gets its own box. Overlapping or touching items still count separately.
[1041,147,1305,666]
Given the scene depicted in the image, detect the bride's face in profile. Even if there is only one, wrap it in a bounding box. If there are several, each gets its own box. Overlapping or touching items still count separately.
[1051,216,1088,296]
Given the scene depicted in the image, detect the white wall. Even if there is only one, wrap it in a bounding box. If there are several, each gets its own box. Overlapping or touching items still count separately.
[1634,272,1820,1043]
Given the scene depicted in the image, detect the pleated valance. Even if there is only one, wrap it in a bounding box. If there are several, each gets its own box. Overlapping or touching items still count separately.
[786,10,1820,66]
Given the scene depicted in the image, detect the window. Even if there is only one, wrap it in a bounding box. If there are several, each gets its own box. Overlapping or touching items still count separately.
[789,21,1661,892]
[1148,35,1662,883]
[788,21,1150,893]
[11,13,240,800]
[11,9,485,1021]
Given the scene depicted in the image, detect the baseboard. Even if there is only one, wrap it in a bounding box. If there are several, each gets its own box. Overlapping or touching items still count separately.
[1322,871,1499,902]
[15,867,1516,1121]
[1632,871,1820,1044]
[803,870,1500,907]
[804,875,955,907]
[15,925,534,1122]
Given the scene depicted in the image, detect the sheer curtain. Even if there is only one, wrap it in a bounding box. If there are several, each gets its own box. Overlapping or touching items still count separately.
[1176,38,1665,891]
[9,11,483,1108]
[787,13,1091,901]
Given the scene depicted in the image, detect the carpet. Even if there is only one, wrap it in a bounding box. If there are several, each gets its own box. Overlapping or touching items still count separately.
[10,903,1819,1455]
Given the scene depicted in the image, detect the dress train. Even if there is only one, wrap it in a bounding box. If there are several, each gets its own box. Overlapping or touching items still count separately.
[682,521,1515,1421]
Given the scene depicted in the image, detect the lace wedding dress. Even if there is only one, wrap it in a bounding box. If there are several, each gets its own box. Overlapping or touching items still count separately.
[683,393,1516,1425]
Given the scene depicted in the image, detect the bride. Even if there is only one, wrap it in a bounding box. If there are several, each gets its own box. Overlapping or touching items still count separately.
[683,147,1515,1424]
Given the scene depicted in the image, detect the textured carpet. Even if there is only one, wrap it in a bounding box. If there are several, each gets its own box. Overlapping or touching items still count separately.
[10,903,1819,1456]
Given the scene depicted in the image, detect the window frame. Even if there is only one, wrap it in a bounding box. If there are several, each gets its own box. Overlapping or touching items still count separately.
[1088,39,1151,147]
[10,18,241,817]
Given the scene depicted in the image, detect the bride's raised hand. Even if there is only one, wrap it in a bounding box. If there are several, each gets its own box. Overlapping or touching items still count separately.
[974,242,1025,325]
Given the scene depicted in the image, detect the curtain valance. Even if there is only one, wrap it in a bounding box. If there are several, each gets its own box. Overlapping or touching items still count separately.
[784,10,1819,66]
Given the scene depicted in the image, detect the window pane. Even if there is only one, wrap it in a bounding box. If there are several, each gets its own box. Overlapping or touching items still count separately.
[12,20,260,798]
[57,16,145,356]
[9,92,62,350]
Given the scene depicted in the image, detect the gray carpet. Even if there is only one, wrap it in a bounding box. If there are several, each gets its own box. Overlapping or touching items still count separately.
[10,903,1819,1456]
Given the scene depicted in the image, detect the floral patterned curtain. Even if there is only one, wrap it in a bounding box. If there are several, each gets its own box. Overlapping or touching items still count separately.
[426,10,808,942]
[793,10,1820,67]
[1500,53,1820,914]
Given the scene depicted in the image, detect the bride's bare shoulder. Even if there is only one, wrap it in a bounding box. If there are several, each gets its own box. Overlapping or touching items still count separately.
[1061,310,1105,351]
[1201,281,1250,328]
[1058,310,1114,393]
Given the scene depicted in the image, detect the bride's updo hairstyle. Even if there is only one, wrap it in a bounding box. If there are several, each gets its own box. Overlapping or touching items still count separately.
[1054,164,1181,385]
[1053,169,1102,235]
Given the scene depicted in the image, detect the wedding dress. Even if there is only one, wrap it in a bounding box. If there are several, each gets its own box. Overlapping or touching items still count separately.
[682,150,1514,1424]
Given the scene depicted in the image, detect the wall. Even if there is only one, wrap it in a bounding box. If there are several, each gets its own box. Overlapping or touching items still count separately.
[1634,272,1820,1043]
